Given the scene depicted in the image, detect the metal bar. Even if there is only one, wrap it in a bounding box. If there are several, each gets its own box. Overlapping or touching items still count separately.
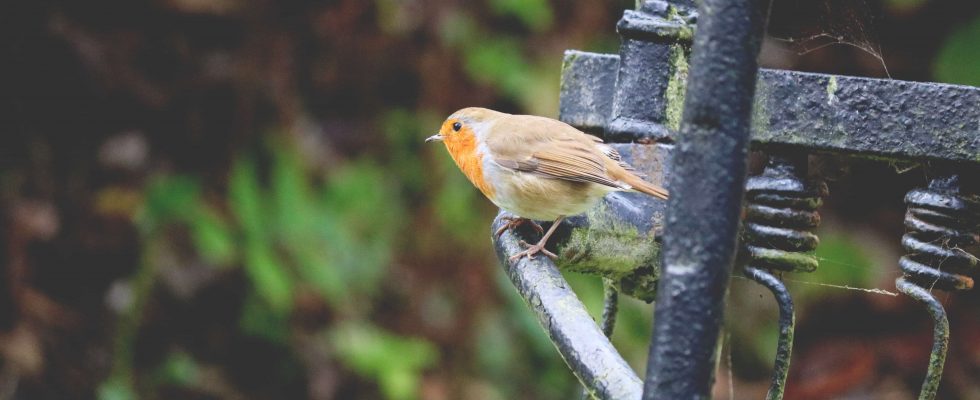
[492,215,643,400]
[753,70,980,164]
[743,266,795,400]
[559,55,980,164]
[895,278,950,400]
[599,278,620,338]
[642,0,769,397]
[582,279,622,400]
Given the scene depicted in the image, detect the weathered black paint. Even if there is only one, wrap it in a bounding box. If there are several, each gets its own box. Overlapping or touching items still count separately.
[642,0,769,398]
[754,71,980,164]
[491,216,643,400]
[607,0,695,142]
[743,266,795,400]
[560,56,980,164]
[519,0,980,398]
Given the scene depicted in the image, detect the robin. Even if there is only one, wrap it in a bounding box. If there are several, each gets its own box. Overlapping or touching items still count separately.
[427,107,668,261]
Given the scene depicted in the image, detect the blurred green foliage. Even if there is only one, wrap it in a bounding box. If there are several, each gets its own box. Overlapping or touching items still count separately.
[934,15,980,86]
[330,322,438,400]
[105,136,436,398]
[45,0,975,399]
[790,230,875,302]
[490,0,554,32]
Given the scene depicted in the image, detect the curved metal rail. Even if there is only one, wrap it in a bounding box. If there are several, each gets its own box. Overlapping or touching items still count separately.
[492,215,643,400]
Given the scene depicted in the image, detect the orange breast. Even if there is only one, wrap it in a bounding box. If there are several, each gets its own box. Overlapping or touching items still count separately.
[445,132,496,200]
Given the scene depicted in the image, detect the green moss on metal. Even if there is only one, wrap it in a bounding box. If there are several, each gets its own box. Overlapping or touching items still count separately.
[749,247,819,273]
[826,75,839,104]
[561,52,579,78]
[564,51,579,65]
[665,6,696,42]
[555,202,661,281]
[665,44,690,132]
[751,79,772,135]
[751,73,978,164]
[617,265,659,302]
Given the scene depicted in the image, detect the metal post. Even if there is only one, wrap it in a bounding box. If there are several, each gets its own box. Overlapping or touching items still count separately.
[642,0,769,398]
[607,0,696,142]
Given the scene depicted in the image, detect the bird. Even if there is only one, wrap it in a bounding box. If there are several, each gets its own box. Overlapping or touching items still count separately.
[426,107,668,261]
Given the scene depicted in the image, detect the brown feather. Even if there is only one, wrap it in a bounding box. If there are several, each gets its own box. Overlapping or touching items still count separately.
[610,168,669,199]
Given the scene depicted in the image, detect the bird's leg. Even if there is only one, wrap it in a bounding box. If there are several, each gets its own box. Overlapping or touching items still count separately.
[509,216,564,262]
[495,216,545,238]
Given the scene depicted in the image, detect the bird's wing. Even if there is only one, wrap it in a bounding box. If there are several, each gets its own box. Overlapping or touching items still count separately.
[496,139,627,188]
[594,142,645,177]
[486,115,627,189]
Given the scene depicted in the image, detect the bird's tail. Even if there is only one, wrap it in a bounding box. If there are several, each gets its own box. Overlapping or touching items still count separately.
[618,172,669,200]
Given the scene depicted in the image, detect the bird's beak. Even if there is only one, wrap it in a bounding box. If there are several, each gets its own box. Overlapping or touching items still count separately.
[425,134,443,143]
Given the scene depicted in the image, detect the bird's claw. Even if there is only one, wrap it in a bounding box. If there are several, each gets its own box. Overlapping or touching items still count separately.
[509,240,558,262]
[495,216,544,238]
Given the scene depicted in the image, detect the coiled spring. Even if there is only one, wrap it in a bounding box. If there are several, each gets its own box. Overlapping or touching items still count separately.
[742,154,825,400]
[899,175,979,291]
[744,155,825,273]
[896,173,978,400]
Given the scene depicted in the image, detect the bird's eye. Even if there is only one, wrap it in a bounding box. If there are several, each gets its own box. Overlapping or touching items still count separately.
[452,122,462,132]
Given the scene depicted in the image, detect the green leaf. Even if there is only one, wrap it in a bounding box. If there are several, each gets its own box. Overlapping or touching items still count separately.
[330,322,438,400]
[269,141,317,242]
[935,16,980,87]
[229,157,266,239]
[140,176,202,232]
[187,208,236,265]
[242,241,294,313]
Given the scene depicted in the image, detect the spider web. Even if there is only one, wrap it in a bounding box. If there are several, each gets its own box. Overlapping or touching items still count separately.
[764,0,891,78]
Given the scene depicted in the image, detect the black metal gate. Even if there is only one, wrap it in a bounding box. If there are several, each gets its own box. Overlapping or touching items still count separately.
[491,0,979,399]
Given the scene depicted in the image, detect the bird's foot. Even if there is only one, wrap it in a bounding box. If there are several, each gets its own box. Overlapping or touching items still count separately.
[509,239,558,262]
[495,216,544,238]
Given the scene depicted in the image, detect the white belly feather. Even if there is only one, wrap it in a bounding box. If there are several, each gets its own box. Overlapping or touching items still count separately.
[484,159,614,221]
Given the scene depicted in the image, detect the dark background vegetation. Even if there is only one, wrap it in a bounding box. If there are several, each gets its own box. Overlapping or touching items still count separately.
[0,0,978,399]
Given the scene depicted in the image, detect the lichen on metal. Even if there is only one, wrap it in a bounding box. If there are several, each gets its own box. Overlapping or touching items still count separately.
[607,1,698,143]
[556,201,657,268]
[753,70,980,164]
[664,44,690,133]
[560,53,980,164]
